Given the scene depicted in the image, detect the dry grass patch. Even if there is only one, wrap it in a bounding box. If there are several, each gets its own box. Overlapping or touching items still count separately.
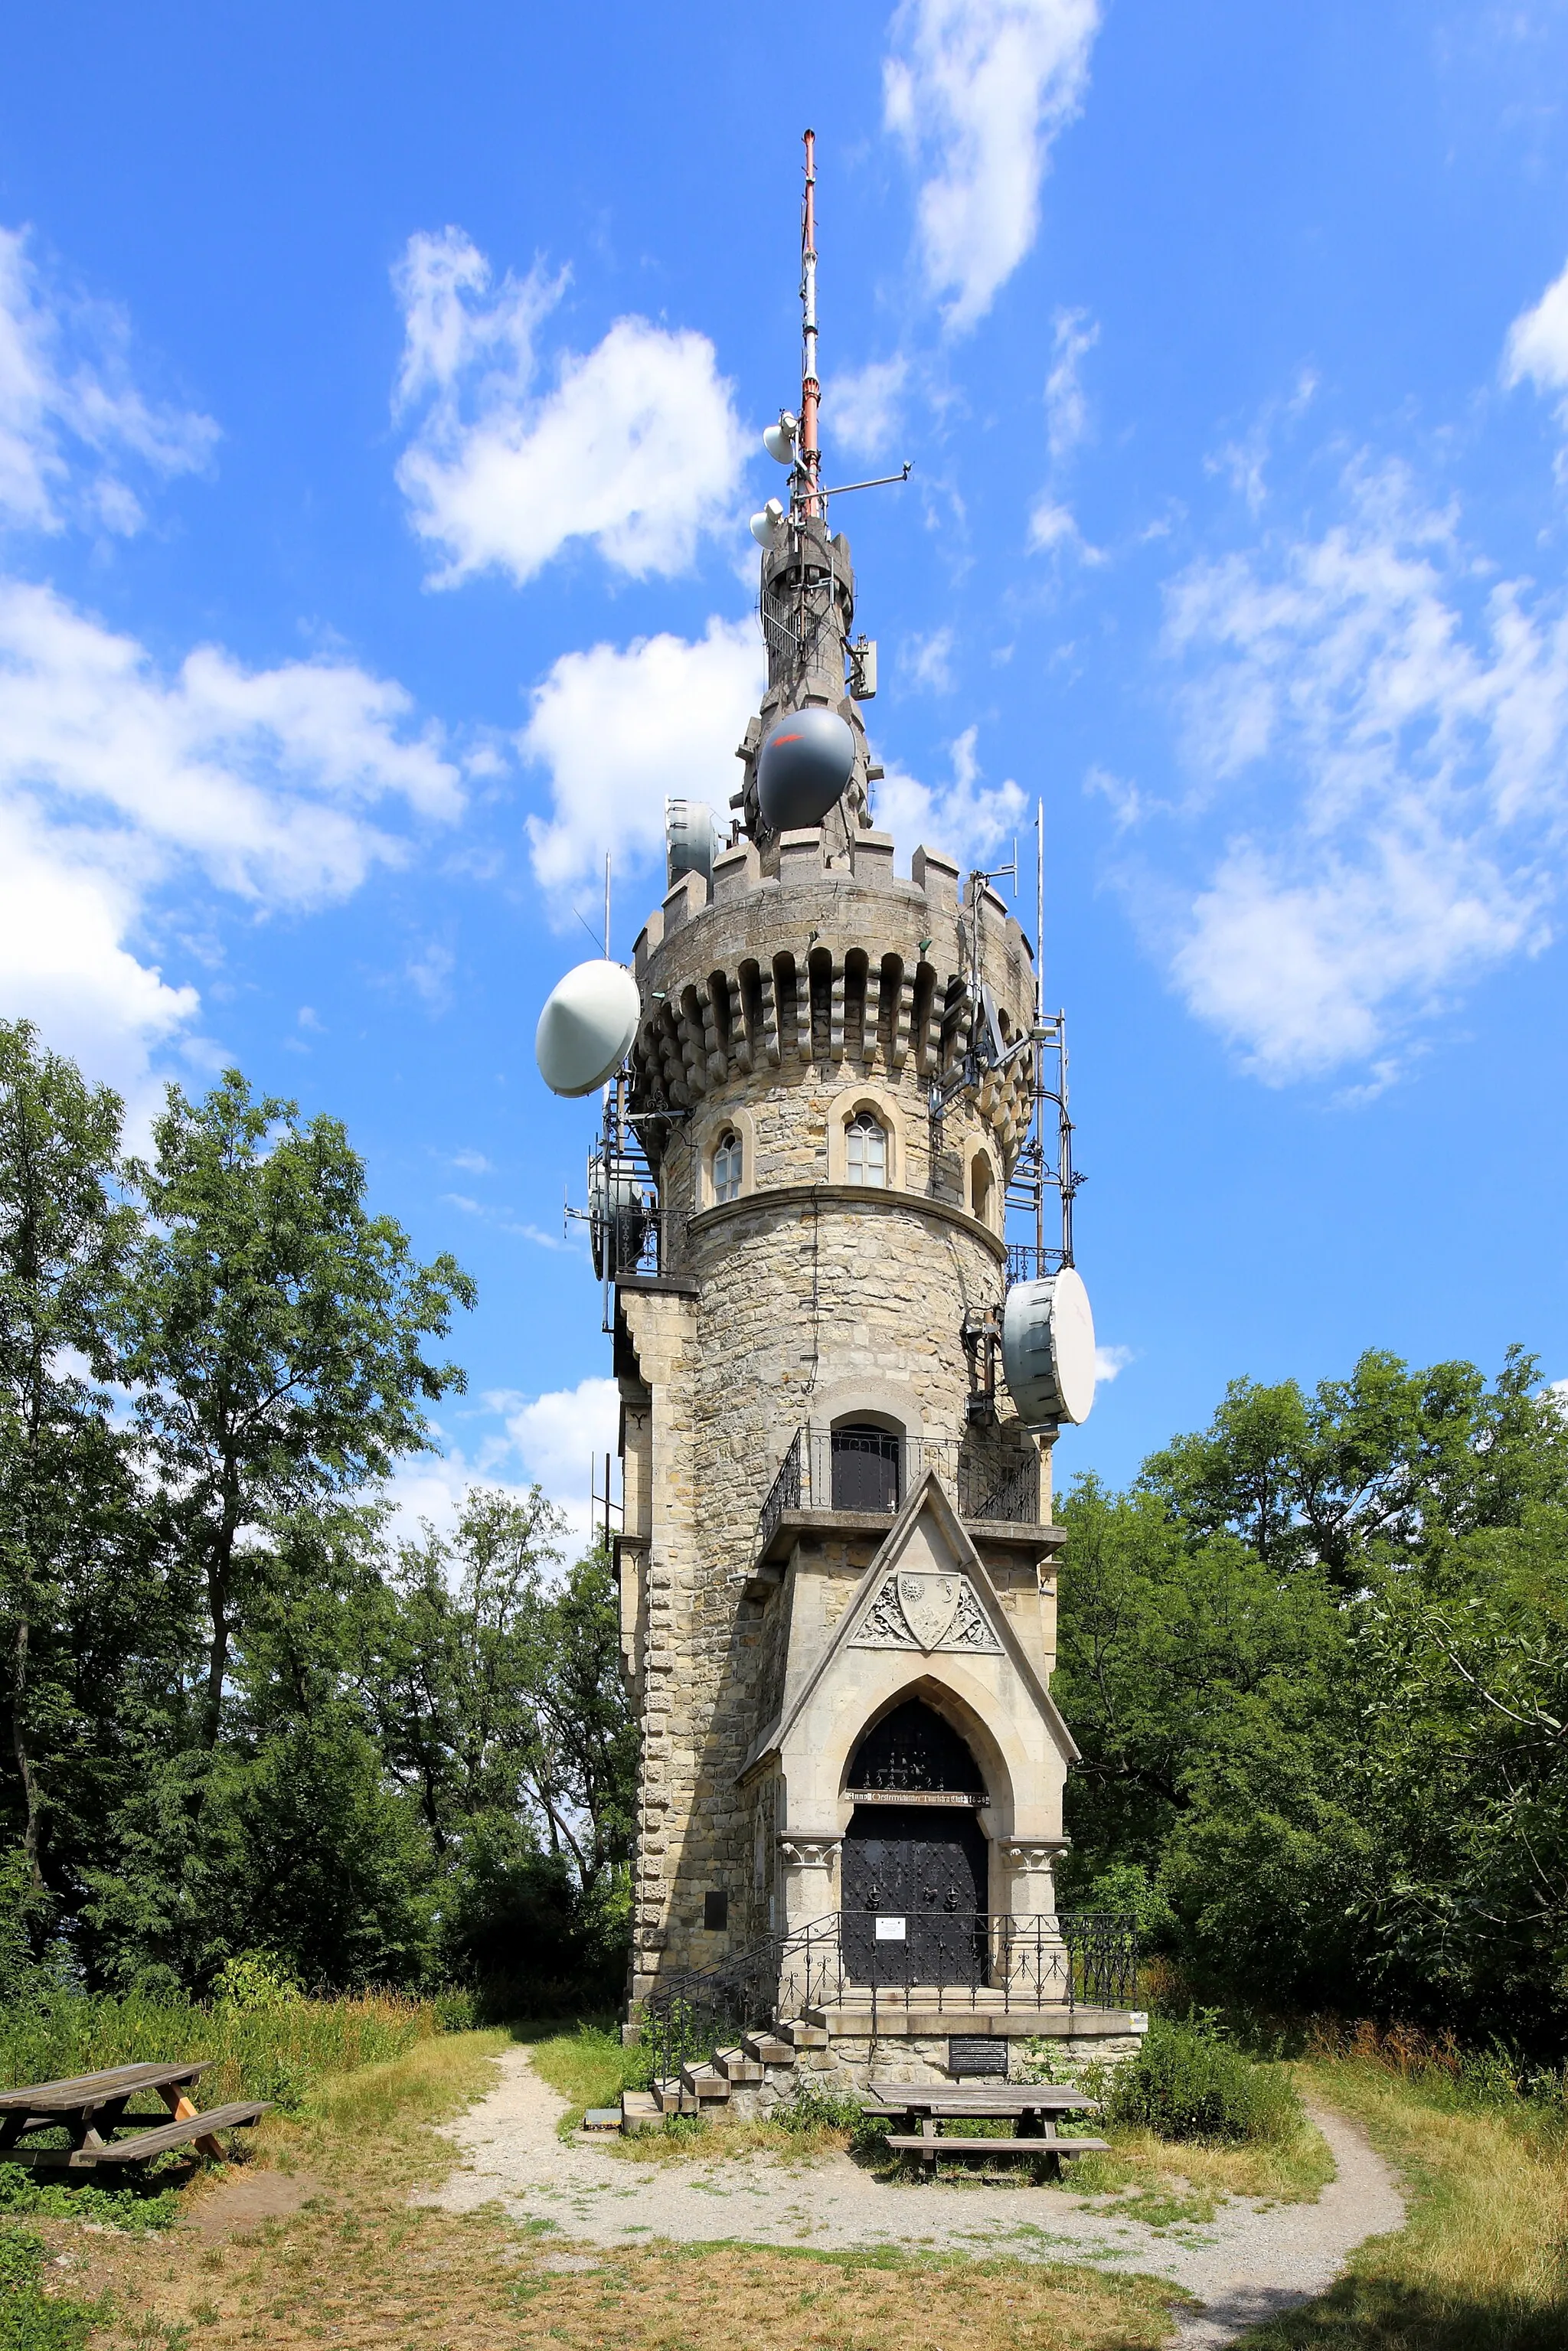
[34,2033,1187,2351]
[1234,2054,1568,2351]
[1067,2101,1336,2216]
[610,2112,854,2163]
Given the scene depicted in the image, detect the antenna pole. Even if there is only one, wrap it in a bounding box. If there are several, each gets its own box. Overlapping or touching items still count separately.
[603,851,612,959]
[799,129,821,521]
[1035,798,1046,1264]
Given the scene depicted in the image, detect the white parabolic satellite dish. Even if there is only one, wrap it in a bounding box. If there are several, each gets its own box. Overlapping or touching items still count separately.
[1001,1268,1097,1426]
[534,959,641,1098]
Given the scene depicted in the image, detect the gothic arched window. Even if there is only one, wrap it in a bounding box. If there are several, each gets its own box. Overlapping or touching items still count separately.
[713,1130,743,1204]
[844,1109,887,1188]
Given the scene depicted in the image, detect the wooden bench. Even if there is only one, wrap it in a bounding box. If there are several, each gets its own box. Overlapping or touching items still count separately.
[0,2062,271,2170]
[867,2077,1106,2173]
[886,2131,1109,2164]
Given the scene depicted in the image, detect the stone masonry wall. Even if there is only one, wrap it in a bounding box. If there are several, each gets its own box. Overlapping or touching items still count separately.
[619,834,1054,2003]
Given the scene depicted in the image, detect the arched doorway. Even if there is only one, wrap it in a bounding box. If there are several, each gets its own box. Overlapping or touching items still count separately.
[841,1699,988,1984]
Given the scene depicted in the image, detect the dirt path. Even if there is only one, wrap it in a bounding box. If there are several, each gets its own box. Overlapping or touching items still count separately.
[421,2049,1403,2344]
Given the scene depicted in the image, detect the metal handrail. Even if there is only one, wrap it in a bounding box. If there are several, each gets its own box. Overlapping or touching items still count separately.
[756,1430,802,1557]
[753,1426,1042,1551]
[603,1203,688,1281]
[638,1911,1138,2091]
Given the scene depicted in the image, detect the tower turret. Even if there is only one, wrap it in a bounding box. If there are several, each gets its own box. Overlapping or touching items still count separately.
[539,133,1135,2095]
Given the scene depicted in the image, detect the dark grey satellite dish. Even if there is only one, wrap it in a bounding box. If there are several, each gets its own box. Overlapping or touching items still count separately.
[756,706,855,832]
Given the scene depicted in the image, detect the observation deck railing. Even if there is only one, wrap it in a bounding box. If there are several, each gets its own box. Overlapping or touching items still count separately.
[754,1426,1041,1556]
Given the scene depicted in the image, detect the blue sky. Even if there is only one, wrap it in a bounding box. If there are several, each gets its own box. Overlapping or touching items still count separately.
[5,0,1568,1539]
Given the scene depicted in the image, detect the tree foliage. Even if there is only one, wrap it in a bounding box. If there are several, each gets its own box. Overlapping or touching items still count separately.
[0,1023,635,2007]
[1057,1349,1568,2050]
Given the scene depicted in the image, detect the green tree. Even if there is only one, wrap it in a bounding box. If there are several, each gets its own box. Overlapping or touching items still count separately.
[1142,1347,1568,1589]
[1052,1475,1341,1882]
[118,1071,475,1750]
[0,1020,142,1907]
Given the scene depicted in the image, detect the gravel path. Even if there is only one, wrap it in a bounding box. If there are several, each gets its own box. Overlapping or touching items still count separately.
[422,2049,1403,2346]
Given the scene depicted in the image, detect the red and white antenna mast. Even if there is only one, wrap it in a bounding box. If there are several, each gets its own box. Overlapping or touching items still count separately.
[797,129,822,522]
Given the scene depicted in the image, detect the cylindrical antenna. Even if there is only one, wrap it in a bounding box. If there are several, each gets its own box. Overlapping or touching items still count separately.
[799,129,822,521]
[603,850,612,959]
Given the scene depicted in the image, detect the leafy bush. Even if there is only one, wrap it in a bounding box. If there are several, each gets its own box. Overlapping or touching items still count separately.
[1106,2013,1301,2144]
[770,2083,864,2135]
[0,2170,179,2234]
[0,2228,105,2350]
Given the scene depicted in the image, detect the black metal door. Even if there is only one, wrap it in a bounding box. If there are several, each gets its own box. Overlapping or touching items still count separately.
[841,1804,988,1985]
[830,1423,900,1512]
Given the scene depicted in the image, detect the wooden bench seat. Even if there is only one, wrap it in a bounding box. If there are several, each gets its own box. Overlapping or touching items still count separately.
[885,2133,1109,2160]
[10,2101,271,2169]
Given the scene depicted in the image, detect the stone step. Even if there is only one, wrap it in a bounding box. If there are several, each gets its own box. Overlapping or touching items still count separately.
[582,2106,622,2133]
[620,2091,662,2134]
[713,2046,764,2083]
[776,2019,831,2049]
[652,2078,684,2114]
[679,2062,732,2100]
[742,2031,797,2065]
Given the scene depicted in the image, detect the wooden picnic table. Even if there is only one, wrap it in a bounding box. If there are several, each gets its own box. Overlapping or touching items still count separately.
[0,2061,270,2170]
[866,2077,1109,2169]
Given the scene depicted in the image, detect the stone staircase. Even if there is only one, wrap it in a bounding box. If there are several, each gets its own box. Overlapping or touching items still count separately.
[616,2017,831,2134]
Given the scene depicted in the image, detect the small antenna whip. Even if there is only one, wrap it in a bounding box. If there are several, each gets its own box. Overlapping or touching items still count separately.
[603,851,612,959]
[799,129,822,521]
[1035,797,1046,1264]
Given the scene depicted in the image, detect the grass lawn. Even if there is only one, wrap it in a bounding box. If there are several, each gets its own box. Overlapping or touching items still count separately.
[5,2032,1184,2351]
[5,2018,1565,2350]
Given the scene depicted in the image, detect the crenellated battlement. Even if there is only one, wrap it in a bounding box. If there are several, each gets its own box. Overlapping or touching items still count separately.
[629,829,1039,1185]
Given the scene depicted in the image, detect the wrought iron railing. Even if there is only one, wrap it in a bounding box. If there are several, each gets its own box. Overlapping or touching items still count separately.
[638,1911,1138,2093]
[599,1203,688,1281]
[1005,1243,1068,1289]
[965,1454,1041,1523]
[752,1426,1041,1551]
[756,1431,802,1558]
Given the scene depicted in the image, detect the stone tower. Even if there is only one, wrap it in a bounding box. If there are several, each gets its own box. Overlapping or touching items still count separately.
[593,137,1135,2081]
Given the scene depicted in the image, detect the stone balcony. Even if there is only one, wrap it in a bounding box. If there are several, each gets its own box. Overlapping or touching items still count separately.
[752,1426,1064,1567]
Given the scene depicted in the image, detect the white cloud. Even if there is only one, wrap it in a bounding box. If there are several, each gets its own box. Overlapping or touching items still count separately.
[0,226,217,535]
[496,1375,621,1549]
[828,357,910,462]
[521,615,763,903]
[1084,764,1145,831]
[449,1148,493,1174]
[1504,256,1568,404]
[0,578,462,1100]
[875,724,1027,868]
[884,0,1101,332]
[1158,462,1568,1081]
[1094,1344,1132,1383]
[1027,495,1103,563]
[392,227,748,588]
[1045,306,1097,462]
[906,625,956,691]
[382,1376,620,1552]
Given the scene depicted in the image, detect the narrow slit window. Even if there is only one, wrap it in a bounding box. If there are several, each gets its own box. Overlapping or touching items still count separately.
[845,1109,887,1188]
[713,1131,743,1203]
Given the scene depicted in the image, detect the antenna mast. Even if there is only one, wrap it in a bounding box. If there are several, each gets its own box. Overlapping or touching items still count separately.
[1035,798,1046,1264]
[798,129,822,522]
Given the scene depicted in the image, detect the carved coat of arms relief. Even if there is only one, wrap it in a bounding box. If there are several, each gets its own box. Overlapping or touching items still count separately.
[851,1568,1002,1654]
